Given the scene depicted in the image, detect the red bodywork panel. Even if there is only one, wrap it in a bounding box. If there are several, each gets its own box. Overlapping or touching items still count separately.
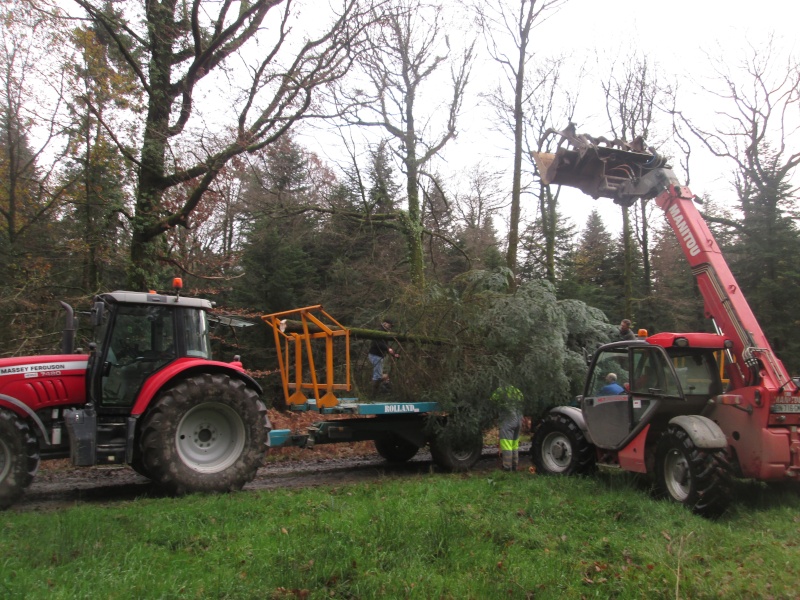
[645,332,729,350]
[617,425,649,473]
[130,357,251,416]
[0,354,251,419]
[0,354,89,414]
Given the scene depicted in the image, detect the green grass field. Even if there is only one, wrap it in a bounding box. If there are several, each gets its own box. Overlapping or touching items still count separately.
[3,469,800,599]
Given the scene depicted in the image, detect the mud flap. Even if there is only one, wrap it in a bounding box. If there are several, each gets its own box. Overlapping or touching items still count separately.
[669,415,727,449]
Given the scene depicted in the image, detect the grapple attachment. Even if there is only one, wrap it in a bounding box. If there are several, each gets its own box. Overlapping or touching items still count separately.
[532,126,670,206]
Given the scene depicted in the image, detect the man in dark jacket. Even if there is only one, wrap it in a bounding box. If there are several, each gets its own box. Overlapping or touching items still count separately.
[619,319,635,340]
[368,319,398,395]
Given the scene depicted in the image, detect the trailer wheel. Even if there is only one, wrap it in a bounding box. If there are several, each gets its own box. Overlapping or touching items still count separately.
[0,409,40,510]
[532,413,595,475]
[139,374,269,494]
[374,435,419,463]
[654,426,731,517]
[430,430,483,472]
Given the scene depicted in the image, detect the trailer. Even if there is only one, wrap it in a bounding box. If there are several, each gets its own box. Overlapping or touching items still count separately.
[261,306,484,471]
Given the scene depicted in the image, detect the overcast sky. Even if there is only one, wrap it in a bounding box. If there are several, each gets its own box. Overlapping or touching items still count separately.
[434,0,799,235]
[293,0,798,237]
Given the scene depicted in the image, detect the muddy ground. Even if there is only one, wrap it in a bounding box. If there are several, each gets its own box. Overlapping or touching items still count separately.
[13,444,531,513]
[11,410,533,512]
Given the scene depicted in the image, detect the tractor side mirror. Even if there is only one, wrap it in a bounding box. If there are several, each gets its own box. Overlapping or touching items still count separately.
[582,347,591,366]
[91,301,105,327]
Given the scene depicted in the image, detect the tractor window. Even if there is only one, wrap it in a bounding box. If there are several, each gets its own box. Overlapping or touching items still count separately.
[183,309,212,359]
[630,348,681,397]
[101,305,176,406]
[108,305,176,361]
[588,348,630,396]
[670,351,721,397]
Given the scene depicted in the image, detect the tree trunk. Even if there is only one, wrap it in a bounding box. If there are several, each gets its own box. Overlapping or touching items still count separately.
[405,122,425,288]
[639,198,651,294]
[622,205,634,319]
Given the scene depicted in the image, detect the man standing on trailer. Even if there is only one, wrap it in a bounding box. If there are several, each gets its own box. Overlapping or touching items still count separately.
[368,318,398,396]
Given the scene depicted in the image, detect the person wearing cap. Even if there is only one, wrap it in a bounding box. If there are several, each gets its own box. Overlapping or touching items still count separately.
[491,385,524,471]
[368,319,399,396]
[599,372,625,395]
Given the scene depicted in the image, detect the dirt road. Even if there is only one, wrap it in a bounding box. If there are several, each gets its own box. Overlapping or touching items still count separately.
[12,445,530,513]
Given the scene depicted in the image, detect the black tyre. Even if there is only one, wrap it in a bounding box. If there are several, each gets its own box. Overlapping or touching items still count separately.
[374,435,419,463]
[532,413,595,475]
[654,426,731,517]
[430,430,484,472]
[138,374,269,494]
[129,452,151,479]
[0,409,40,510]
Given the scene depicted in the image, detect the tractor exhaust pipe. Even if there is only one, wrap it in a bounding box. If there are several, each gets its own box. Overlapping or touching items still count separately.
[60,301,76,354]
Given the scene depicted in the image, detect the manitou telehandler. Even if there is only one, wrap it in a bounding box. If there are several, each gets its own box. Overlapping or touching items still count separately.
[530,129,800,516]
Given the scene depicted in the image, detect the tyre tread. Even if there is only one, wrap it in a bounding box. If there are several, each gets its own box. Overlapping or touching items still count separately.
[0,409,40,510]
[137,373,268,494]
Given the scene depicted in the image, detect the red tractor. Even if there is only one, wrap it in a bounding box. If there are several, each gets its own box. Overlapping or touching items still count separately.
[531,131,800,516]
[0,282,269,509]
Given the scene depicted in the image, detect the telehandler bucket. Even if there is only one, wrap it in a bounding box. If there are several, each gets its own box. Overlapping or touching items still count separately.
[532,127,669,206]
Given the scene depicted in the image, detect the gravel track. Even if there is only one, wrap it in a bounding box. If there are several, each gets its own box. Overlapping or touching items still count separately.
[10,444,531,513]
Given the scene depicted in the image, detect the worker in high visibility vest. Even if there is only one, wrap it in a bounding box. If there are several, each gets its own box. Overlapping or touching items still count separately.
[492,385,524,471]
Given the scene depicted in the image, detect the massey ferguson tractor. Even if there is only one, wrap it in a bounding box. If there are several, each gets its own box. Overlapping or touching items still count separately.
[530,129,800,516]
[0,281,270,509]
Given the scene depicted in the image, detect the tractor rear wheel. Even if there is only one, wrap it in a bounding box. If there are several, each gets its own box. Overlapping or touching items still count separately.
[532,413,595,475]
[138,374,269,494]
[430,429,484,472]
[654,426,731,517]
[374,435,419,463]
[0,409,40,510]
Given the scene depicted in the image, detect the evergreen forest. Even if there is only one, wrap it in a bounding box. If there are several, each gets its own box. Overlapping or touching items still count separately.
[3,0,800,417]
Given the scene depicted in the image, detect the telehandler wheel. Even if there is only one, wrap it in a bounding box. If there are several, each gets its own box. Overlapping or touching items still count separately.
[430,430,484,472]
[0,409,40,510]
[374,435,419,463]
[654,426,731,517]
[532,413,595,476]
[138,373,269,495]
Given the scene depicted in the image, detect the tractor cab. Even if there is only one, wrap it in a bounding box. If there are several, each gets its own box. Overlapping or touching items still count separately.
[88,289,213,410]
[581,334,727,451]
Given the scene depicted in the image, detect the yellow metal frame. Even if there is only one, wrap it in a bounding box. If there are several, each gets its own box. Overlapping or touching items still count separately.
[261,305,351,409]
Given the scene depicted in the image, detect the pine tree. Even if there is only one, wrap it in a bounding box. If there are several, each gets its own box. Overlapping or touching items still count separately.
[558,210,622,318]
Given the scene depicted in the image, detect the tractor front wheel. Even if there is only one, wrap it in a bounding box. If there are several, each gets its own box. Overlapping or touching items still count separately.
[0,409,40,510]
[138,374,269,494]
[374,435,419,463]
[654,426,731,517]
[532,413,595,476]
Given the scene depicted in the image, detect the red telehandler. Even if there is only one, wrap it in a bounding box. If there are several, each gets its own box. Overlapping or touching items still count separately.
[530,129,800,516]
[0,280,270,509]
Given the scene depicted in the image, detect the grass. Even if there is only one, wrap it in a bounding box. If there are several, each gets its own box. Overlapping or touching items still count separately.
[3,469,800,599]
